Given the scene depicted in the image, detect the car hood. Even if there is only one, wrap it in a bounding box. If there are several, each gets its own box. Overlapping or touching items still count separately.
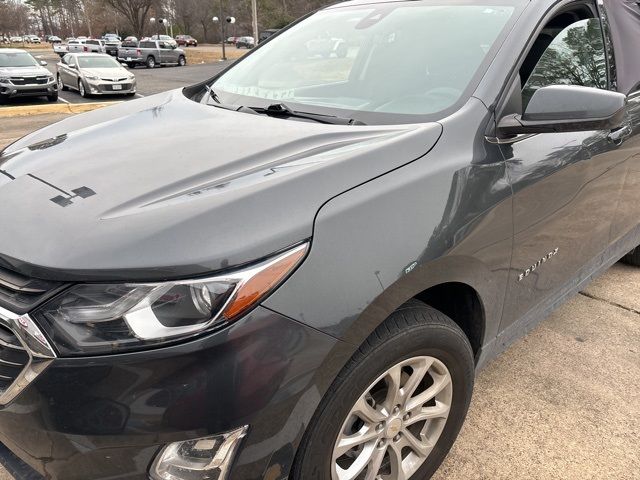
[81,67,130,79]
[0,89,442,281]
[0,66,50,77]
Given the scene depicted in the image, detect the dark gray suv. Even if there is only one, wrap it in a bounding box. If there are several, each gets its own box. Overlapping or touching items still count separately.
[0,1,639,479]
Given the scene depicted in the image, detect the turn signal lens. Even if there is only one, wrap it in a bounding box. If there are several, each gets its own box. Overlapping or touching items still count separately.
[222,243,307,320]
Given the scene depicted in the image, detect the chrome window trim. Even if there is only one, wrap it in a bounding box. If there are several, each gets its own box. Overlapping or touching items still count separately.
[0,306,56,406]
[485,133,539,145]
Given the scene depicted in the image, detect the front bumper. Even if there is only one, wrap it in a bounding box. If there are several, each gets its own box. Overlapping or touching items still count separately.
[0,81,57,99]
[85,79,136,95]
[0,306,352,480]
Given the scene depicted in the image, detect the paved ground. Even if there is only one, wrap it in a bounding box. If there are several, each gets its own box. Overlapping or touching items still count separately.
[0,112,71,148]
[0,114,638,479]
[0,50,231,106]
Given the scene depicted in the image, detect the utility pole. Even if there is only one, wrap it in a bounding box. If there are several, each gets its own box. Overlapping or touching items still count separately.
[251,0,258,42]
[220,0,225,59]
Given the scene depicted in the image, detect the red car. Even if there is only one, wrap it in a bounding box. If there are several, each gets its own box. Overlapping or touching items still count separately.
[175,35,197,47]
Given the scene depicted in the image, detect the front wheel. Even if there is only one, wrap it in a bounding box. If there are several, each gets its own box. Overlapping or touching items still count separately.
[57,75,68,91]
[292,300,474,480]
[146,56,156,68]
[178,55,186,67]
[78,80,88,98]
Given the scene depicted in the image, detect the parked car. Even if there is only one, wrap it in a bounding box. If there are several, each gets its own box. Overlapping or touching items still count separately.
[259,29,279,43]
[121,36,138,47]
[52,42,69,57]
[0,48,57,103]
[47,35,62,44]
[226,36,238,44]
[9,36,23,43]
[150,34,178,48]
[26,35,41,44]
[83,39,107,53]
[235,36,255,48]
[57,52,136,98]
[102,34,122,56]
[118,39,186,68]
[1,2,640,480]
[175,34,198,47]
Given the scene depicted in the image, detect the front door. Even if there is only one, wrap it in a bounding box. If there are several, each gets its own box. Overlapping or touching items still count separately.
[499,10,627,332]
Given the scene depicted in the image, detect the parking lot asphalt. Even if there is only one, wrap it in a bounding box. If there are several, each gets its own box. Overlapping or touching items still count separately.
[0,52,230,107]
[0,111,638,480]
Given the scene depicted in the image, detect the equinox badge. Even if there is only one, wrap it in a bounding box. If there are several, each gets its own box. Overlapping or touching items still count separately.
[518,248,559,281]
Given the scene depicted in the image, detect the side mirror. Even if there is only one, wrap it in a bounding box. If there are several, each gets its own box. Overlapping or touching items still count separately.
[498,85,626,135]
[40,60,48,66]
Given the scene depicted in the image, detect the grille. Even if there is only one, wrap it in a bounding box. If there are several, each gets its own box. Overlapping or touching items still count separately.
[99,77,128,83]
[0,266,65,314]
[0,325,28,393]
[10,76,49,85]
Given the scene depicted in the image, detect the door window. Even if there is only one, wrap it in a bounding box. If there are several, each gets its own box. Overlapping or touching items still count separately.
[522,18,607,107]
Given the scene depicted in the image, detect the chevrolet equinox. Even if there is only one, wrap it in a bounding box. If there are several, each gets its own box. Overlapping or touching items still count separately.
[0,0,639,479]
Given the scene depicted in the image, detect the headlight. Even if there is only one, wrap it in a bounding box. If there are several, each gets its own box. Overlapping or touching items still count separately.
[33,243,307,356]
[47,76,54,82]
[85,75,99,81]
[0,77,9,83]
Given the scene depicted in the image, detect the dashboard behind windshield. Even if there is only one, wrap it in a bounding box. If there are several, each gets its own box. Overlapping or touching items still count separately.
[209,1,520,124]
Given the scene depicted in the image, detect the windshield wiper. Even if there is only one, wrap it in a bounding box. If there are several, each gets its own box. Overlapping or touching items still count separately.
[203,91,365,126]
[248,103,366,126]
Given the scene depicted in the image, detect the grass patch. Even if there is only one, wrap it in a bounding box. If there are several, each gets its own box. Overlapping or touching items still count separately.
[185,48,247,65]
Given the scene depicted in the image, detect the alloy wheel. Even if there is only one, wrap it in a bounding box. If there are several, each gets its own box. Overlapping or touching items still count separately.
[331,356,453,480]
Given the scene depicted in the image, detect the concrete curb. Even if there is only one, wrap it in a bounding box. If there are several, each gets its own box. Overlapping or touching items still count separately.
[0,101,120,118]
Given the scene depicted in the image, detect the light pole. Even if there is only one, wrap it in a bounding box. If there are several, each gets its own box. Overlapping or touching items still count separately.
[150,17,158,38]
[212,15,235,61]
[150,17,169,39]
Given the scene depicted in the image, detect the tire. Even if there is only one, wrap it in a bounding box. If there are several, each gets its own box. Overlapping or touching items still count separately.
[178,55,186,67]
[127,63,136,69]
[622,247,640,266]
[78,80,88,98]
[57,75,68,91]
[47,92,58,102]
[146,56,156,68]
[292,300,474,480]
[0,94,8,105]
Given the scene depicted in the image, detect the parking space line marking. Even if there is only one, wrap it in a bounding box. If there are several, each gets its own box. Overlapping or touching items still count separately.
[58,97,70,104]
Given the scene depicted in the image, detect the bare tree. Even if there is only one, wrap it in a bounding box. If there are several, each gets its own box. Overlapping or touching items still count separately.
[104,0,154,37]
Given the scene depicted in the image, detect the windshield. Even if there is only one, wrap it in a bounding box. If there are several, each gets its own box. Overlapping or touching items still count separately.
[78,56,121,68]
[0,52,39,68]
[209,1,518,124]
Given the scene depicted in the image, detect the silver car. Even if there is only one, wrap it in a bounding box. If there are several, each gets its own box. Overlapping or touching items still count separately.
[57,53,136,97]
[0,49,57,103]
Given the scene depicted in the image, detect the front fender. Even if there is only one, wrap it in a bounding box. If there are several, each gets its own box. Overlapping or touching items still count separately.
[264,98,512,353]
